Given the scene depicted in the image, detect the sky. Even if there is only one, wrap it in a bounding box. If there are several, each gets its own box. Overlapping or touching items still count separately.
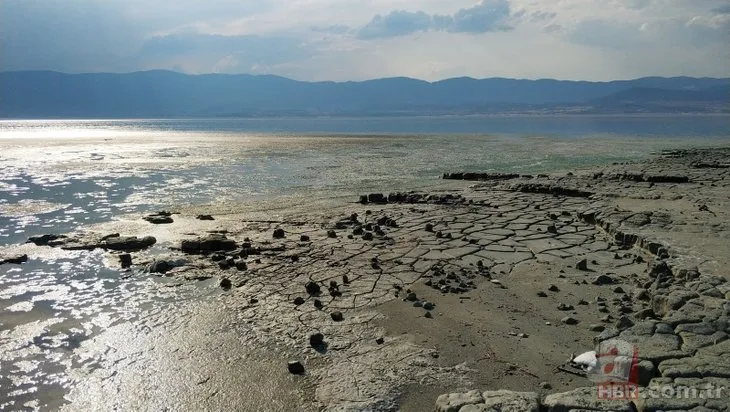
[1,0,729,81]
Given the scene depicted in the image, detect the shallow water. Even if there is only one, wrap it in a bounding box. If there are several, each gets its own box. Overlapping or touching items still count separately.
[0,116,728,410]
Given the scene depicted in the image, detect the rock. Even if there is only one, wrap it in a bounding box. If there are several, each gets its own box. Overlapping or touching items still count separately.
[615,315,635,330]
[613,286,625,294]
[543,387,635,412]
[540,382,552,390]
[309,332,324,347]
[537,291,548,297]
[406,292,417,302]
[589,324,606,332]
[1,254,28,265]
[435,389,484,412]
[327,230,337,238]
[547,224,558,234]
[330,311,344,322]
[146,259,186,274]
[342,274,349,284]
[561,316,579,325]
[300,234,310,242]
[181,234,236,254]
[313,299,323,309]
[362,232,374,241]
[104,236,157,251]
[558,303,574,311]
[27,234,66,246]
[576,259,588,271]
[548,284,560,292]
[287,361,305,375]
[376,338,384,345]
[425,223,434,232]
[273,228,285,239]
[196,214,214,220]
[118,253,132,268]
[479,390,540,412]
[293,297,305,305]
[423,302,435,310]
[425,312,433,319]
[235,260,248,271]
[305,281,321,296]
[592,274,615,285]
[219,278,232,289]
[518,333,529,338]
[144,212,173,224]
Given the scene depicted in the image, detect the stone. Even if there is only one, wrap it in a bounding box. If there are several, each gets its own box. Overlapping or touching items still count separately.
[146,259,185,274]
[330,311,344,322]
[1,254,28,265]
[576,259,588,271]
[547,224,558,234]
[27,234,65,246]
[287,361,305,375]
[362,232,374,241]
[196,214,214,220]
[543,387,635,412]
[613,286,626,294]
[309,332,324,347]
[425,223,434,232]
[561,316,579,325]
[219,278,232,289]
[273,228,285,239]
[327,230,337,238]
[540,382,552,390]
[548,284,560,292]
[235,260,248,271]
[592,274,615,285]
[293,297,305,305]
[481,390,540,412]
[104,236,157,251]
[118,253,132,268]
[181,234,236,253]
[144,212,174,224]
[557,303,574,311]
[305,281,321,295]
[425,312,433,319]
[589,324,606,332]
[423,302,435,310]
[435,389,484,412]
[406,292,417,302]
[300,234,310,242]
[537,291,548,297]
[376,338,384,345]
[314,299,323,309]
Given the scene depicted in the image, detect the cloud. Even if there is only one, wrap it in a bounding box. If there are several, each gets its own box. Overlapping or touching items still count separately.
[356,0,513,39]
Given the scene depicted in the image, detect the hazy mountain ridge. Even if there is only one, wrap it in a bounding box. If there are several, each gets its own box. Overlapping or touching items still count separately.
[1,70,728,118]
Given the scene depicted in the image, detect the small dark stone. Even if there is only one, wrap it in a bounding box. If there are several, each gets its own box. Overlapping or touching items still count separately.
[287,361,305,375]
[406,292,417,302]
[576,259,588,271]
[329,280,338,289]
[425,223,434,232]
[220,278,232,289]
[293,297,305,305]
[291,255,299,262]
[249,297,258,304]
[548,284,560,292]
[547,225,557,234]
[119,253,132,268]
[309,332,324,347]
[235,260,248,271]
[561,316,579,325]
[314,299,323,309]
[613,286,625,294]
[536,291,548,297]
[353,227,364,235]
[362,232,374,241]
[342,274,349,284]
[557,303,574,311]
[1,254,28,265]
[327,230,337,238]
[592,274,614,285]
[330,311,344,322]
[424,312,433,319]
[376,338,384,345]
[305,281,321,295]
[196,214,214,221]
[300,234,310,242]
[273,228,285,239]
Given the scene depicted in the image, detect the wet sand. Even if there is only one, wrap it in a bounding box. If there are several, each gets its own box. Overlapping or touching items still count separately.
[2,146,730,411]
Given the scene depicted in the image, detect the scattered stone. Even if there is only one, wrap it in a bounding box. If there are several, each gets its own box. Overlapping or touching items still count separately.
[327,230,337,238]
[613,286,625,294]
[576,259,588,271]
[330,311,344,322]
[425,223,434,232]
[423,302,435,310]
[181,234,236,254]
[27,234,66,246]
[118,253,132,268]
[406,292,417,302]
[313,299,323,309]
[547,224,558,234]
[376,338,384,345]
[196,214,214,220]
[293,297,305,305]
[342,274,349,284]
[144,212,174,224]
[305,281,321,295]
[539,382,552,390]
[300,234,310,242]
[561,316,579,325]
[425,312,433,319]
[548,284,560,292]
[219,278,232,289]
[362,232,374,241]
[309,332,324,347]
[287,361,305,375]
[589,324,606,332]
[235,260,248,271]
[592,274,614,285]
[557,303,574,311]
[105,236,157,251]
[1,254,28,265]
[273,228,285,239]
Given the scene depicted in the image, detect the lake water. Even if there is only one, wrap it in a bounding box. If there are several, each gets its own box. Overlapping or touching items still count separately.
[0,115,728,410]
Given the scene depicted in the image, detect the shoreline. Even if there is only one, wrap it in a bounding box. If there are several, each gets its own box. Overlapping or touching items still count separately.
[1,147,730,411]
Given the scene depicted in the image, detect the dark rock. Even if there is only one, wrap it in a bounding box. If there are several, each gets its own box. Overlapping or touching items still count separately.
[218,258,234,270]
[424,312,433,319]
[615,315,634,330]
[376,338,384,345]
[27,234,66,246]
[314,299,323,309]
[249,298,258,304]
[146,259,182,274]
[181,234,236,254]
[406,292,417,302]
[342,274,349,284]
[589,324,606,332]
[330,311,344,322]
[300,234,310,242]
[309,332,324,347]
[119,253,132,268]
[576,259,588,271]
[305,281,321,296]
[273,228,286,239]
[592,274,614,285]
[235,260,248,271]
[196,215,214,221]
[557,303,574,311]
[547,225,558,234]
[548,284,560,292]
[353,226,364,235]
[293,297,305,305]
[327,230,337,238]
[613,286,626,294]
[101,233,120,241]
[287,361,305,375]
[362,232,373,241]
[104,236,157,251]
[1,254,28,265]
[536,291,548,297]
[425,223,434,232]
[561,316,579,325]
[144,212,174,224]
[220,278,232,289]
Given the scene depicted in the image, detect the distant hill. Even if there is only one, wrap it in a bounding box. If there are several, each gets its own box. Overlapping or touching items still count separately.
[0,70,728,118]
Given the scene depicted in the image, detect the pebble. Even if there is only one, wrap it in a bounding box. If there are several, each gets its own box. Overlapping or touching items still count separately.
[219,278,232,289]
[273,228,285,239]
[300,234,310,242]
[376,338,384,345]
[548,284,560,292]
[305,281,321,295]
[331,311,344,322]
[423,302,435,310]
[576,259,588,271]
[424,312,433,319]
[406,292,417,302]
[119,253,132,268]
[309,332,324,347]
[287,361,305,375]
[561,316,579,325]
[293,297,305,305]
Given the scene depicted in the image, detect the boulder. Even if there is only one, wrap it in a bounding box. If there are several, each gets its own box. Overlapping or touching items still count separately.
[181,234,236,254]
[104,236,157,251]
[435,390,484,412]
[196,215,214,220]
[119,253,132,268]
[144,212,174,224]
[27,234,66,246]
[287,361,305,375]
[543,387,635,411]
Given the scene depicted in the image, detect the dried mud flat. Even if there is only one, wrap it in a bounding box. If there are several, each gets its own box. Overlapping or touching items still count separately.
[2,147,729,411]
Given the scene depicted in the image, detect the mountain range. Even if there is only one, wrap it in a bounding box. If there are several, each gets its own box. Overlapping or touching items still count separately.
[1,70,728,118]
